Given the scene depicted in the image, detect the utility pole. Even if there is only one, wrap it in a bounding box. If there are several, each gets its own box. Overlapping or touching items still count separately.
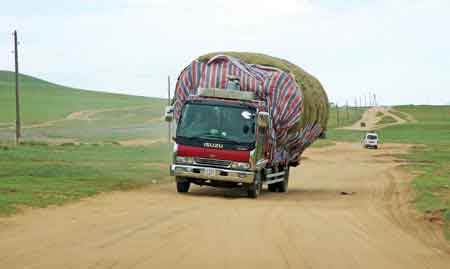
[346,100,349,120]
[167,76,171,144]
[13,30,21,144]
[336,103,340,127]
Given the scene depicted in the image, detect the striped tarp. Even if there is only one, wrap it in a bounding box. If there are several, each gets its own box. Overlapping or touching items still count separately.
[174,55,323,163]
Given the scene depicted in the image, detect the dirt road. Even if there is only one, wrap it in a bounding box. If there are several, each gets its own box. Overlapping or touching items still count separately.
[0,143,449,268]
[341,106,411,131]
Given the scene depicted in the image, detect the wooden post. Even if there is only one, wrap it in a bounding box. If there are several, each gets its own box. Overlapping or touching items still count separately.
[14,30,21,144]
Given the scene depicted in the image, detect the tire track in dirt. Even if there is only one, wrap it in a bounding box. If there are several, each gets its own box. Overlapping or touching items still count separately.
[0,105,162,130]
[0,142,448,268]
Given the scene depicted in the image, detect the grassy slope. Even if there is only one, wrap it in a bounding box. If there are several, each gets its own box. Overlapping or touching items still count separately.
[329,105,450,237]
[0,70,165,125]
[0,71,167,142]
[0,71,171,215]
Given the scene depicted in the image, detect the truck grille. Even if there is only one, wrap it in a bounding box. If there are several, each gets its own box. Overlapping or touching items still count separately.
[194,158,231,168]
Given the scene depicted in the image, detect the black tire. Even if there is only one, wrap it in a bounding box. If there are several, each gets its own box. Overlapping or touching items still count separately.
[374,145,378,149]
[277,166,289,193]
[268,184,278,192]
[247,172,262,198]
[176,177,190,193]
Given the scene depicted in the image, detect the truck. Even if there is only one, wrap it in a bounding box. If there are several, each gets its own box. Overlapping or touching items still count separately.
[165,52,329,198]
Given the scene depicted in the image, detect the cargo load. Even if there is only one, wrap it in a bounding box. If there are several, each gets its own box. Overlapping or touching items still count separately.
[173,52,329,163]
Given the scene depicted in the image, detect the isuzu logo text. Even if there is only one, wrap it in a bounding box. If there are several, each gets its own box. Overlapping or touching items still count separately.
[204,143,223,149]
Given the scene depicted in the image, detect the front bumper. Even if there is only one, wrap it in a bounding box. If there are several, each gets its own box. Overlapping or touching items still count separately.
[171,164,255,183]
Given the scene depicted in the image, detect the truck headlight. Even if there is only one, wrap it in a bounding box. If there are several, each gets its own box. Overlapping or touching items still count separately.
[231,162,250,170]
[175,156,193,164]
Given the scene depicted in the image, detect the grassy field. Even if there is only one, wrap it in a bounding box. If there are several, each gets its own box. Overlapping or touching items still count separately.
[389,109,410,121]
[377,115,397,125]
[400,143,450,237]
[328,105,450,237]
[0,71,171,215]
[0,142,171,215]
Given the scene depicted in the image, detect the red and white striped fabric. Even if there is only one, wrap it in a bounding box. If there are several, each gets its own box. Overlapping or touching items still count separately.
[174,55,322,163]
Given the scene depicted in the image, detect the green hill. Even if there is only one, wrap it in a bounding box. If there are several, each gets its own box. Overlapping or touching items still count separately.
[0,70,167,142]
[0,70,164,125]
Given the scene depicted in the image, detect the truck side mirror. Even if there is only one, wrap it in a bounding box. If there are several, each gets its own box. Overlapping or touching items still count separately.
[165,106,174,122]
[257,112,269,128]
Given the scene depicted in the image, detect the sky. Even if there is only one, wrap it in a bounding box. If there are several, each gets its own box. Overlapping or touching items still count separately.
[1,0,449,105]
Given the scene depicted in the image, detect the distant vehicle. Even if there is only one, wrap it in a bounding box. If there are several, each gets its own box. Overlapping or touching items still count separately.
[363,132,378,149]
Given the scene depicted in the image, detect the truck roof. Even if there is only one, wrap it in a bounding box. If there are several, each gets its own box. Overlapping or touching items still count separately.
[198,88,256,102]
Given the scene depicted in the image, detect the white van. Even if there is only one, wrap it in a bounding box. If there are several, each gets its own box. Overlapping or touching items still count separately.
[363,132,379,149]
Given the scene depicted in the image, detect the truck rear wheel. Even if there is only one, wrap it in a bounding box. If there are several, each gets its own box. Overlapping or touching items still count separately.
[247,172,262,198]
[268,184,278,192]
[277,166,289,193]
[176,177,190,193]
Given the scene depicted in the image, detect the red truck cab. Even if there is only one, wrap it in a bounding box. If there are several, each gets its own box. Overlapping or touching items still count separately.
[166,88,289,198]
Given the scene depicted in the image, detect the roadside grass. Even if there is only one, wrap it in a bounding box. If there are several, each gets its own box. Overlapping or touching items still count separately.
[328,105,450,237]
[377,115,397,125]
[399,144,450,238]
[311,139,336,148]
[0,142,172,215]
[376,111,384,117]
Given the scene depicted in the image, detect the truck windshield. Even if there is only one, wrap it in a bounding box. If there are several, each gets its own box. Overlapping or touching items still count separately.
[177,103,256,144]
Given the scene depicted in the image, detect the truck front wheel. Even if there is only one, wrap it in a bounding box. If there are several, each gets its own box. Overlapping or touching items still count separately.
[176,177,190,193]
